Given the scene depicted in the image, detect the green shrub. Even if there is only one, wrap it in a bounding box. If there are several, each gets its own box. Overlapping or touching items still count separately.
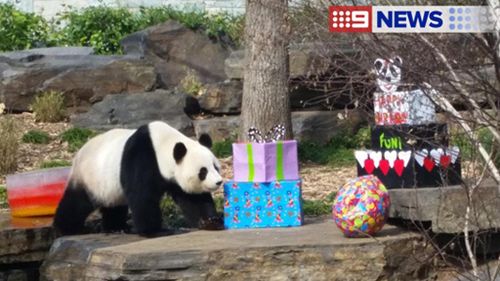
[0,185,8,209]
[31,91,66,123]
[40,160,71,169]
[451,127,499,167]
[212,139,233,158]
[0,118,19,174]
[57,6,137,54]
[60,127,96,152]
[22,130,50,144]
[0,4,50,51]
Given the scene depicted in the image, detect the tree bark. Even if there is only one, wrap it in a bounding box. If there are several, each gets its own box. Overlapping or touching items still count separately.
[241,0,292,141]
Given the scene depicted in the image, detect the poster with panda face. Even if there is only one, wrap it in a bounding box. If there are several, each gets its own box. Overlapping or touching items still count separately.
[373,57,436,126]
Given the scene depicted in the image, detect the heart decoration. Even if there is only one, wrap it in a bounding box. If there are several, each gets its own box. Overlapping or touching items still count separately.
[447,146,460,164]
[364,158,375,174]
[355,151,368,168]
[423,156,435,172]
[394,159,405,176]
[414,149,427,167]
[369,151,383,168]
[430,148,444,164]
[379,159,390,175]
[384,150,398,168]
[440,155,451,168]
[398,151,412,167]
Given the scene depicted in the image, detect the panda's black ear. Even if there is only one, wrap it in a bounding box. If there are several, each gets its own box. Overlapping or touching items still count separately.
[198,133,212,149]
[173,142,187,164]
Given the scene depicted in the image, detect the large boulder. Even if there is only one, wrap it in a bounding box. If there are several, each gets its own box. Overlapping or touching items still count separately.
[121,20,231,88]
[71,90,195,136]
[193,110,366,144]
[0,49,157,112]
[0,47,94,62]
[197,80,242,114]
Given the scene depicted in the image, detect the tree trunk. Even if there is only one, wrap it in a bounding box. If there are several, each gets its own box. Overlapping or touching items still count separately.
[241,0,292,141]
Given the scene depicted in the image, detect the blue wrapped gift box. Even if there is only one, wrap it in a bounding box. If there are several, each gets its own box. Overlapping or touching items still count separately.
[223,180,303,229]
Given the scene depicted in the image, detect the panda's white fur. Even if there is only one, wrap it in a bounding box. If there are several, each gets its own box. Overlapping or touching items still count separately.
[71,128,133,207]
[54,121,223,236]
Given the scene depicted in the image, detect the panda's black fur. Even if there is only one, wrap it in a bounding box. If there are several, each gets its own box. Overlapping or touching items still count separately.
[53,122,223,237]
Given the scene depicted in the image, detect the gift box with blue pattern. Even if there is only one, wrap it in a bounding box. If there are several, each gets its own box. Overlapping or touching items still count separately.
[223,180,303,229]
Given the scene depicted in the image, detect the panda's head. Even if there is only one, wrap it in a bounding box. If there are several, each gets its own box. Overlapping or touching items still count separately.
[172,134,223,194]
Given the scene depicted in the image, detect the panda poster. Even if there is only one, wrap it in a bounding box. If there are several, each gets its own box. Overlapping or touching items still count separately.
[373,56,435,126]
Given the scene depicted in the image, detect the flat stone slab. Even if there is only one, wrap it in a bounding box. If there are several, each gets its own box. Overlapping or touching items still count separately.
[388,180,500,233]
[42,219,429,281]
[0,211,54,264]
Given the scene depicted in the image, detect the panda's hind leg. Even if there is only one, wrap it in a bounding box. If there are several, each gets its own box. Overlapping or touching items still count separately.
[53,181,95,236]
[100,206,130,233]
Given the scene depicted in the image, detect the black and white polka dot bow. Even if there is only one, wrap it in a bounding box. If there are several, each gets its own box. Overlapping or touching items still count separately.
[248,125,286,143]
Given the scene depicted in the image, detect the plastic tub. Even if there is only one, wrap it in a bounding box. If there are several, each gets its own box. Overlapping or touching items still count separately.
[6,167,70,217]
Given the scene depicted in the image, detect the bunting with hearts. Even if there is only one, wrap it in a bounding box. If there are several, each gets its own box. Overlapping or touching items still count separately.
[354,147,461,188]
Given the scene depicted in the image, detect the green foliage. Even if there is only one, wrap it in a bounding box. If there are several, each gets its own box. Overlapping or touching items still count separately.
[354,126,371,148]
[0,4,51,51]
[298,127,370,168]
[40,160,71,169]
[31,91,66,123]
[0,4,244,54]
[451,127,499,167]
[56,6,137,54]
[160,195,188,228]
[0,117,19,174]
[212,139,233,158]
[22,130,50,144]
[0,185,8,209]
[213,196,224,213]
[54,5,243,54]
[60,127,96,152]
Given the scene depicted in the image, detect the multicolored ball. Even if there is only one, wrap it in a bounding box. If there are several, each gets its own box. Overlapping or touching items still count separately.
[332,175,390,237]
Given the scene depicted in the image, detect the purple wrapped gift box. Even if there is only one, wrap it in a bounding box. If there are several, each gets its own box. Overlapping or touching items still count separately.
[232,140,299,182]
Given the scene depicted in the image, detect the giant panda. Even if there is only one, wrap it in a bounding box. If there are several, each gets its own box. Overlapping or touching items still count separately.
[53,121,224,237]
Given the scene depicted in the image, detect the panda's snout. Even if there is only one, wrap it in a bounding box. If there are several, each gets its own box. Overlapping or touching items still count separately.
[216,180,223,187]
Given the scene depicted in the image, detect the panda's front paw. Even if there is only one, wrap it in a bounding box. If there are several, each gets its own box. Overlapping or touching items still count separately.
[198,216,224,230]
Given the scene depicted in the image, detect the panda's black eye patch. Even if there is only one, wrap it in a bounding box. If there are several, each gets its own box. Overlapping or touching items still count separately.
[214,164,220,173]
[199,167,208,181]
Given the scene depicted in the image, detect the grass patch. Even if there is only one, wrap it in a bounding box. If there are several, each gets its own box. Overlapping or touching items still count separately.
[22,130,50,144]
[0,118,19,174]
[31,91,66,123]
[212,139,232,158]
[60,127,96,152]
[40,160,71,169]
[0,185,7,209]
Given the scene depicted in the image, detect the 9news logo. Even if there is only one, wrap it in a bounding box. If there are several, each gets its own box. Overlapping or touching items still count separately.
[329,6,496,33]
[329,6,372,33]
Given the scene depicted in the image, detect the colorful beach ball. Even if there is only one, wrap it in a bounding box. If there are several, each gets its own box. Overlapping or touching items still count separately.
[332,175,390,237]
